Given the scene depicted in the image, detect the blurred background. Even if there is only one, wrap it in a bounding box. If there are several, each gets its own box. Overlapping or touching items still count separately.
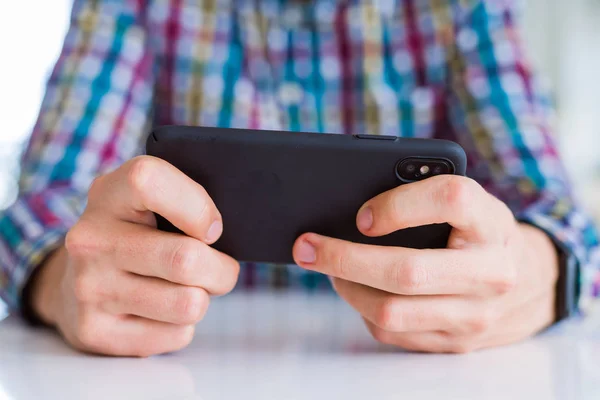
[0,1,72,209]
[2,0,600,213]
[0,0,600,313]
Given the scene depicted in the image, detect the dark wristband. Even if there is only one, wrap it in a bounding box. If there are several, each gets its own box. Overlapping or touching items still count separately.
[20,265,50,327]
[554,246,579,322]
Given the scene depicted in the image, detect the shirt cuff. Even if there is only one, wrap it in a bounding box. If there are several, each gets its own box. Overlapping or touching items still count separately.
[0,188,81,311]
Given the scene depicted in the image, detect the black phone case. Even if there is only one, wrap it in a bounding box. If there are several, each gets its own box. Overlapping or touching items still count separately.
[146,126,467,264]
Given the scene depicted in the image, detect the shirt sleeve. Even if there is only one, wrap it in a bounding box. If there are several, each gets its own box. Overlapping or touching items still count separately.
[443,0,600,313]
[0,0,154,311]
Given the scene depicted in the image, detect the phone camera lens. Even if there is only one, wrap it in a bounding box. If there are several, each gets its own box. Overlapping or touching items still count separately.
[398,160,425,181]
[397,159,453,181]
[432,161,452,175]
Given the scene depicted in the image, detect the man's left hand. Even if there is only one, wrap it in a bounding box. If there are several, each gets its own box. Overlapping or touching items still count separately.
[293,175,559,353]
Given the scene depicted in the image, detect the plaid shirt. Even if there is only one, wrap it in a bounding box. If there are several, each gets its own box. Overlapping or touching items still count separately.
[1,0,599,313]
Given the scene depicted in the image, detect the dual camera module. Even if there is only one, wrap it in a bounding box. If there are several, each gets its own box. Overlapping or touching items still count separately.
[396,158,453,181]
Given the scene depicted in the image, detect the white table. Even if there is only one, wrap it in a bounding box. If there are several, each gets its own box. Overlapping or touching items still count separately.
[1,293,600,400]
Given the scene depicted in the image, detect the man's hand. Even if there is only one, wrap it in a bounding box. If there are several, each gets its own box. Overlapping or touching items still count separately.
[30,156,239,357]
[293,175,558,353]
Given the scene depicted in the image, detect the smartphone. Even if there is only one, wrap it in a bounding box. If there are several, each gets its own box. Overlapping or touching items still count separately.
[146,126,467,264]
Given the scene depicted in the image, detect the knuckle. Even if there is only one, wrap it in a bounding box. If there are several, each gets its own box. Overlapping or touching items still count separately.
[72,269,97,303]
[176,287,208,324]
[65,222,95,258]
[169,240,200,284]
[373,299,398,331]
[467,308,497,334]
[440,176,477,212]
[127,156,158,197]
[393,257,428,294]
[65,219,112,260]
[491,266,518,295]
[74,313,102,350]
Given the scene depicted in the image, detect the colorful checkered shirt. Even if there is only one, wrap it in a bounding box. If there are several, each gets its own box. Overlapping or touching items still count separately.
[1,0,599,313]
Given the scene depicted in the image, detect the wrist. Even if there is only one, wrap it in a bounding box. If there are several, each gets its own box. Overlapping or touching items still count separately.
[518,223,560,281]
[518,223,561,324]
[28,246,67,327]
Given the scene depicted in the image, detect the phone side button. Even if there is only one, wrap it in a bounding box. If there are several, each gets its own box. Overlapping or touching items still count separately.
[354,134,398,141]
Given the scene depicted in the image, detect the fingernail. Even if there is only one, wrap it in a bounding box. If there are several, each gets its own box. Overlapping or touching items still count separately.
[206,220,223,243]
[296,240,317,264]
[357,206,374,231]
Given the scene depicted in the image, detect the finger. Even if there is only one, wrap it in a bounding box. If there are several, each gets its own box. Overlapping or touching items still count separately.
[332,278,478,334]
[481,290,555,348]
[70,312,196,357]
[113,223,239,295]
[356,175,514,243]
[294,233,515,296]
[366,291,555,354]
[102,273,210,326]
[363,321,464,353]
[88,156,222,244]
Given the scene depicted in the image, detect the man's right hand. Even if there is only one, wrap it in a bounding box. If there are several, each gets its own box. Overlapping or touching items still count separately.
[29,156,239,357]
